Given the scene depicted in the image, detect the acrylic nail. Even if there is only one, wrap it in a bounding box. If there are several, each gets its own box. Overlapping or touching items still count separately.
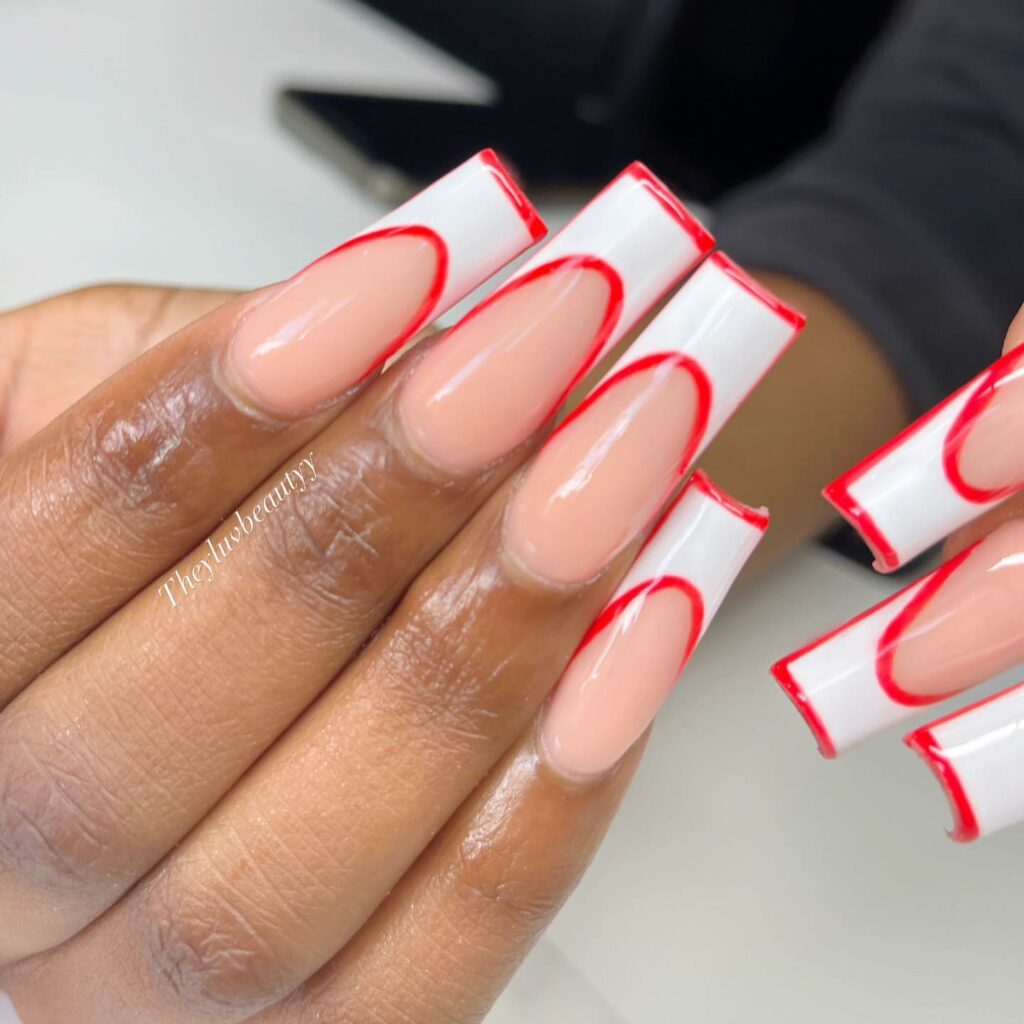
[773,518,1024,758]
[540,472,767,778]
[398,163,715,474]
[824,344,1024,572]
[227,149,545,416]
[504,251,804,585]
[906,680,1024,842]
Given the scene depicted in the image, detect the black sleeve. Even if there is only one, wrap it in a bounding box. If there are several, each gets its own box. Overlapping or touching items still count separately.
[712,0,1024,412]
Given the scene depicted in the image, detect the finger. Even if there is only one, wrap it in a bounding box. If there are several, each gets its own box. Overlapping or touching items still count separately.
[263,739,647,1024]
[12,261,796,1022]
[0,151,541,706]
[6,469,765,1024]
[0,167,713,963]
[0,284,236,452]
[258,479,765,1024]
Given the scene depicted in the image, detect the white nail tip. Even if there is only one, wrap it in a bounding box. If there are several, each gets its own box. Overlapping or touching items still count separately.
[370,150,545,318]
[621,472,767,636]
[504,163,714,362]
[907,681,1024,842]
[825,346,1024,572]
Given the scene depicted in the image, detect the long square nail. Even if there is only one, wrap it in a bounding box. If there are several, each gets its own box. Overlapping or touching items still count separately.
[227,150,545,416]
[398,162,715,473]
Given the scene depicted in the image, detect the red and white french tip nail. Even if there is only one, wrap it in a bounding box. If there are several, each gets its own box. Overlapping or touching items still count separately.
[906,681,1024,842]
[370,147,547,313]
[771,540,997,758]
[503,250,803,586]
[502,161,715,364]
[229,149,547,415]
[540,472,767,778]
[824,345,1024,573]
[589,249,807,472]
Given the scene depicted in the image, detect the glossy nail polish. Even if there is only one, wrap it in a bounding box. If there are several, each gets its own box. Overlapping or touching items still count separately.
[398,163,715,473]
[773,518,1024,758]
[227,150,545,416]
[906,681,1024,842]
[825,345,1024,572]
[540,472,767,777]
[505,252,803,585]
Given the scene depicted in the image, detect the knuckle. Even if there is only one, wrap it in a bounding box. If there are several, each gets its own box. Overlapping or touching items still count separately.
[143,860,297,1017]
[254,444,389,617]
[0,711,132,897]
[450,840,564,936]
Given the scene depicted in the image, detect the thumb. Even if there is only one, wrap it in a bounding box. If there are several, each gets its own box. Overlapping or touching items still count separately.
[0,284,236,453]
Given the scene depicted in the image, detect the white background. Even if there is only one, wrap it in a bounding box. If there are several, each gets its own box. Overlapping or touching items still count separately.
[2,2,1024,1021]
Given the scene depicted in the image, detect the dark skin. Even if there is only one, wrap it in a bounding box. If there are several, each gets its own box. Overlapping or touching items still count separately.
[0,277,908,1022]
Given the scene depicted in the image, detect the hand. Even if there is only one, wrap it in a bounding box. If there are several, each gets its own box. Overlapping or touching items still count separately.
[773,302,1024,841]
[0,156,791,1021]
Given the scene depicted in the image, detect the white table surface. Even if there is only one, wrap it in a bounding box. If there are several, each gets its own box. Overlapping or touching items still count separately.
[3,3,1024,1022]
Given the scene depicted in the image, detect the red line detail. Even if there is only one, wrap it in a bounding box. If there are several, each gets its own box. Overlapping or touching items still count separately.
[638,470,770,561]
[624,161,716,255]
[478,148,548,243]
[685,470,771,532]
[822,478,902,573]
[708,252,807,333]
[576,576,705,678]
[942,344,1024,504]
[553,353,713,483]
[306,225,449,381]
[770,657,838,760]
[904,726,981,842]
[876,545,977,707]
[436,254,625,423]
[824,344,1024,569]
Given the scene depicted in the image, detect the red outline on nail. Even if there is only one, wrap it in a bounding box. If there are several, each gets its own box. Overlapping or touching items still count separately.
[478,148,548,243]
[553,353,713,481]
[943,345,1024,505]
[304,225,450,381]
[904,724,982,843]
[708,252,807,333]
[576,576,705,678]
[639,471,770,564]
[876,545,977,707]
[624,162,716,256]
[768,581,923,759]
[434,254,625,422]
[825,345,1024,571]
[770,657,839,760]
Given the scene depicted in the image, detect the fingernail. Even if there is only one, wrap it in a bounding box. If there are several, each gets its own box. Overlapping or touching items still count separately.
[227,149,545,416]
[505,251,803,585]
[398,162,714,474]
[824,345,1024,572]
[540,472,766,777]
[773,519,1024,758]
[906,681,1024,842]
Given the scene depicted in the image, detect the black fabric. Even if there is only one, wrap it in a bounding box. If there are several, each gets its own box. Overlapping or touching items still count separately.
[713,0,1024,411]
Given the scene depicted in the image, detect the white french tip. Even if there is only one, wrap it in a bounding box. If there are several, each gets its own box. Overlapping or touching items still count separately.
[505,162,714,359]
[370,150,545,317]
[617,471,767,632]
[825,346,1024,572]
[906,681,1024,842]
[771,549,981,759]
[588,251,805,456]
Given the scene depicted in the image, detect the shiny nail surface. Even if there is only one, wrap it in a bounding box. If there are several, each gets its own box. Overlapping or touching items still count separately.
[907,680,1024,842]
[773,519,1024,758]
[505,251,802,586]
[825,345,1024,572]
[228,150,544,416]
[399,163,714,473]
[540,472,766,777]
